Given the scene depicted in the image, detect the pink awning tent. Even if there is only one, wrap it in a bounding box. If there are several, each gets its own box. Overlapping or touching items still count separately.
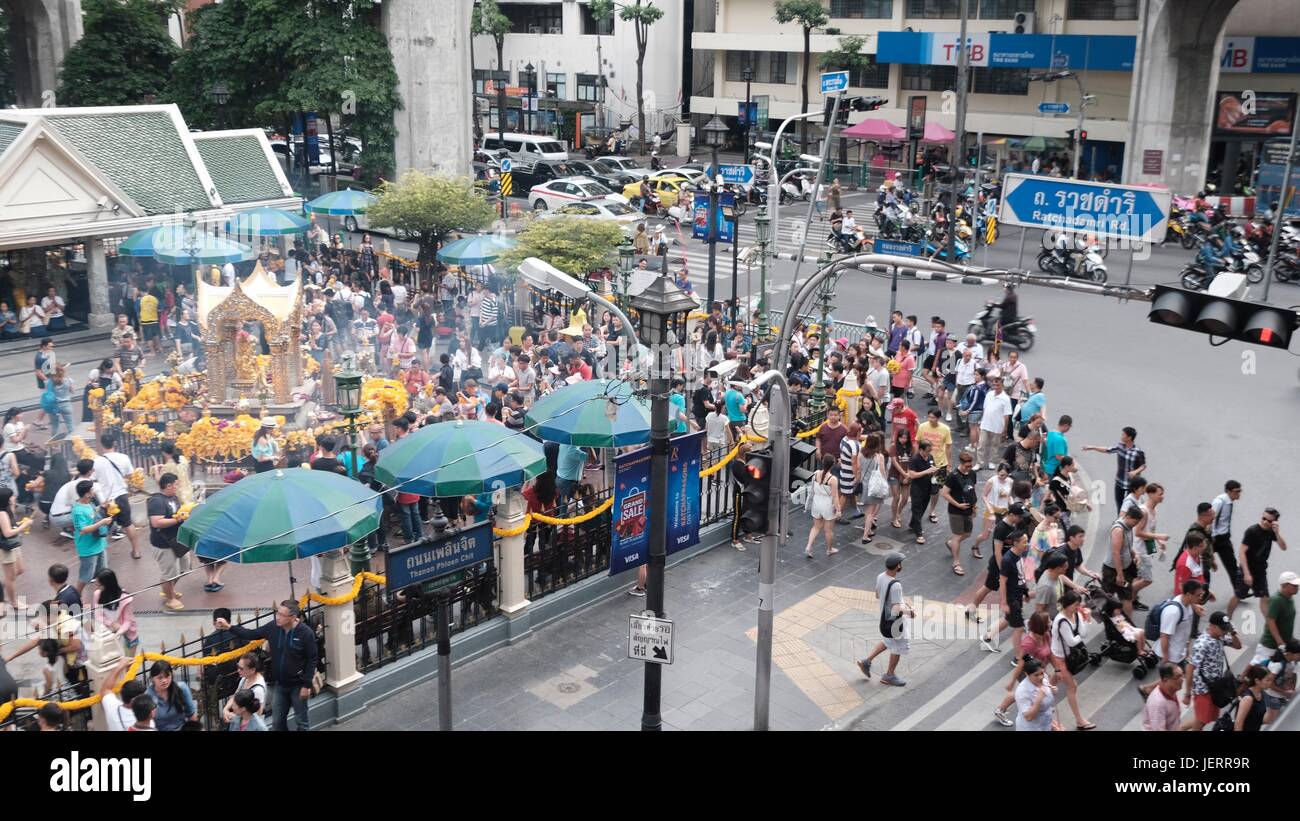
[840,118,906,141]
[921,122,956,143]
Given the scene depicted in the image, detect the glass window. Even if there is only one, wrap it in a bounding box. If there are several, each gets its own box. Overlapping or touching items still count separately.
[767,53,788,84]
[844,55,890,89]
[829,0,893,17]
[518,70,537,91]
[725,51,791,84]
[1067,0,1138,20]
[536,141,565,154]
[969,67,1029,95]
[499,3,564,33]
[900,64,958,91]
[580,2,615,34]
[577,182,613,197]
[978,0,1035,17]
[546,72,566,99]
[906,0,975,18]
[474,69,509,95]
[577,73,604,102]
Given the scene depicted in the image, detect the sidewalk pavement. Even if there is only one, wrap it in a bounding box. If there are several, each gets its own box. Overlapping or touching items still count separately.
[329,492,971,732]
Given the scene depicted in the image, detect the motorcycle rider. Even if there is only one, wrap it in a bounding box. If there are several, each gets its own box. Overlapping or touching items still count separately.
[983,284,1019,340]
[1197,233,1226,286]
[1051,230,1074,274]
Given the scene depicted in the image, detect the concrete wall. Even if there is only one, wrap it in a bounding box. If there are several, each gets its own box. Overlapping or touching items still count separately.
[384,0,475,177]
[3,0,83,108]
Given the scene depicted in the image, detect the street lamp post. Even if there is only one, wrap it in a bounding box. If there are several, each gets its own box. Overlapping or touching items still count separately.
[742,64,754,165]
[617,235,635,302]
[754,204,771,339]
[524,63,537,134]
[332,362,368,573]
[209,82,230,130]
[808,249,835,415]
[702,114,729,310]
[628,276,697,732]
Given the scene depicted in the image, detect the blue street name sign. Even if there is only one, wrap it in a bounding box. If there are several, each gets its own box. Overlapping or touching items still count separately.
[874,239,925,257]
[386,522,493,590]
[998,173,1170,243]
[704,164,756,186]
[820,71,849,94]
[1038,102,1070,115]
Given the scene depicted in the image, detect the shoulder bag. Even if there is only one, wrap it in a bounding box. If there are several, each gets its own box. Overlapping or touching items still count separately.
[1057,617,1091,675]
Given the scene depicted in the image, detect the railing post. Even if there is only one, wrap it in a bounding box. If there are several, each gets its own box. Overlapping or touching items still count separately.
[85,624,124,732]
[319,550,363,693]
[496,488,530,640]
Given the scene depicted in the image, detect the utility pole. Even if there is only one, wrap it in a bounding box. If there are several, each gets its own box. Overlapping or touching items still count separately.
[949,1,970,262]
[1262,106,1300,302]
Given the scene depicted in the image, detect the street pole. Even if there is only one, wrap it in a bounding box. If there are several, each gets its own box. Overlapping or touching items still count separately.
[1072,74,1087,180]
[731,208,740,338]
[743,72,754,165]
[1262,106,1300,302]
[498,80,507,219]
[750,368,790,731]
[437,593,452,730]
[708,142,719,308]
[949,1,970,262]
[641,331,672,732]
[809,252,835,415]
[756,205,771,339]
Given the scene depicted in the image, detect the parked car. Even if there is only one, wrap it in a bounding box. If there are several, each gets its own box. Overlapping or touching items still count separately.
[622,176,691,208]
[537,197,645,234]
[269,138,362,178]
[566,159,636,191]
[529,177,618,211]
[482,132,569,173]
[595,156,650,180]
[511,159,583,193]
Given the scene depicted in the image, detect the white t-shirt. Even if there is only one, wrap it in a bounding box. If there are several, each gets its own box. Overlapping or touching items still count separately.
[980,391,1013,433]
[955,357,978,387]
[93,452,133,500]
[705,411,728,446]
[391,284,408,307]
[41,295,65,319]
[1157,599,1193,663]
[102,691,139,732]
[2,421,23,453]
[957,341,985,361]
[51,477,104,517]
[1050,612,1084,658]
[876,571,905,629]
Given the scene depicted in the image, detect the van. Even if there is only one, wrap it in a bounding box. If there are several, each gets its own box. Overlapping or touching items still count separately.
[481,133,569,172]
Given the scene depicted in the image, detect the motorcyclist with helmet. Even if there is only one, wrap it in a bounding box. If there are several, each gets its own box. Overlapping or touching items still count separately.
[982,283,1020,339]
[1197,233,1226,286]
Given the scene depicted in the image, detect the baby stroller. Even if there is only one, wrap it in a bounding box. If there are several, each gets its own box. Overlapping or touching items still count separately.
[1088,583,1159,679]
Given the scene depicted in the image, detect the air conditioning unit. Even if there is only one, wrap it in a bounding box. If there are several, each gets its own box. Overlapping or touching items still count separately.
[528,25,542,34]
[548,26,562,34]
[1014,12,1035,34]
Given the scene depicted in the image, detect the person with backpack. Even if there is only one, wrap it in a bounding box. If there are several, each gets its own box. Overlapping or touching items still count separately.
[856,552,912,687]
[1139,581,1205,701]
[1182,610,1242,731]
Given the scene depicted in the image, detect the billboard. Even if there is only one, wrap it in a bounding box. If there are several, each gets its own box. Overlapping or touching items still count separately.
[1214,91,1296,138]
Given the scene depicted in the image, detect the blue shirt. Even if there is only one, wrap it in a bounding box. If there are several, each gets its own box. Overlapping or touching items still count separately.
[340,450,368,475]
[149,680,196,731]
[1016,391,1045,423]
[557,445,587,482]
[669,392,688,433]
[723,389,746,423]
[71,502,106,558]
[1042,430,1069,475]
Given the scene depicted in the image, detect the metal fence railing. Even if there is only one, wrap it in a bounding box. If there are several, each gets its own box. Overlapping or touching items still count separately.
[523,487,612,602]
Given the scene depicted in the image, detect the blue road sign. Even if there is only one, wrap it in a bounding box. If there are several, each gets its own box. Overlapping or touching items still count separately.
[1038,102,1070,115]
[385,522,494,591]
[704,164,755,186]
[500,158,512,173]
[874,239,925,257]
[998,173,1171,243]
[820,71,849,94]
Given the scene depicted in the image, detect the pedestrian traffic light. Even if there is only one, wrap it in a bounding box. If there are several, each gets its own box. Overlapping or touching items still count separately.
[826,95,887,126]
[1065,129,1076,149]
[740,451,773,533]
[789,438,817,490]
[1147,285,1298,349]
[1078,129,1087,144]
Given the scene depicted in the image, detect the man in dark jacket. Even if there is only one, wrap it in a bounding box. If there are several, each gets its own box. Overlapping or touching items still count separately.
[216,600,318,731]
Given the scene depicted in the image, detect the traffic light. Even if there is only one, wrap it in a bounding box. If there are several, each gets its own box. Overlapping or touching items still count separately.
[789,438,817,490]
[1065,128,1076,150]
[1078,129,1087,145]
[1147,285,1298,349]
[826,95,887,126]
[739,451,773,533]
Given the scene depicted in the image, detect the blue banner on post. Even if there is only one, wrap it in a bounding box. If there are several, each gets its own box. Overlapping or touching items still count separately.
[692,192,736,244]
[610,431,703,575]
[385,522,494,590]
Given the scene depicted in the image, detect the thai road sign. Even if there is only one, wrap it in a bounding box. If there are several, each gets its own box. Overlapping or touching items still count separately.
[820,71,849,94]
[704,163,756,186]
[628,614,674,664]
[1038,102,1070,115]
[874,239,925,257]
[999,173,1170,243]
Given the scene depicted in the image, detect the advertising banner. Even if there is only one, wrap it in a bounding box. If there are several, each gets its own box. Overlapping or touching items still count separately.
[610,431,703,575]
[1214,91,1296,138]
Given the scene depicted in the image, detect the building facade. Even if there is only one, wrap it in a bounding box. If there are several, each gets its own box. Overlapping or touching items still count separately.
[690,0,1300,188]
[471,0,687,147]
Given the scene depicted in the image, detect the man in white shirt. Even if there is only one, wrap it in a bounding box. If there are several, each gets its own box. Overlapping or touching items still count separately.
[977,379,1012,470]
[92,433,141,557]
[99,658,150,731]
[391,280,408,310]
[957,333,985,362]
[222,261,236,287]
[284,251,300,282]
[1138,580,1205,698]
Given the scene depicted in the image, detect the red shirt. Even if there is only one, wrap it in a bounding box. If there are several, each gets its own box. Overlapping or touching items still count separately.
[404,369,429,395]
[892,407,918,441]
[1174,550,1206,596]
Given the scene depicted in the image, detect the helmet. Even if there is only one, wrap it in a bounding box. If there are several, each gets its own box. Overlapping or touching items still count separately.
[1231,225,1245,237]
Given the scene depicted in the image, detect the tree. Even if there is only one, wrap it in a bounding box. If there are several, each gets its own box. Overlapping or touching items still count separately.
[471,0,511,139]
[591,0,664,155]
[774,0,828,154]
[500,217,626,276]
[170,0,400,185]
[57,0,180,106]
[820,35,872,166]
[365,171,496,270]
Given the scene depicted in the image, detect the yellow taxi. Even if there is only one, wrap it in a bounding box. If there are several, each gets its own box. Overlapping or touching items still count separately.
[622,175,693,208]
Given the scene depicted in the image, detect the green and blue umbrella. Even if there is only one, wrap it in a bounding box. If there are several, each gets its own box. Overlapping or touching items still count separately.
[374,419,546,497]
[153,233,253,265]
[437,234,515,266]
[117,225,193,257]
[525,378,650,448]
[306,188,376,215]
[226,206,311,236]
[177,469,382,563]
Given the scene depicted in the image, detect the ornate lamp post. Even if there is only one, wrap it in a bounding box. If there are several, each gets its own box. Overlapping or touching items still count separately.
[210,81,230,130]
[617,235,635,303]
[702,114,729,310]
[524,62,536,134]
[754,204,771,339]
[628,274,698,732]
[809,249,835,416]
[741,64,754,165]
[332,361,368,572]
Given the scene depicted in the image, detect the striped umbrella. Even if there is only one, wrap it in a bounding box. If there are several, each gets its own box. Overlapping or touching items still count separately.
[306,188,376,215]
[374,419,546,497]
[525,378,650,448]
[177,469,382,563]
[117,225,193,257]
[153,233,254,265]
[437,234,515,266]
[226,206,311,236]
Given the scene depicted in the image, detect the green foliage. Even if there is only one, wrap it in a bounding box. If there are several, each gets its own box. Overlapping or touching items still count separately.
[590,1,664,154]
[57,0,179,106]
[471,0,511,40]
[819,35,871,72]
[170,0,400,184]
[499,217,625,276]
[365,171,496,265]
[773,0,828,29]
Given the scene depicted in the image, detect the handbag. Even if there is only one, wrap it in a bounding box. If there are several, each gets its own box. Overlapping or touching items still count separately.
[1058,618,1090,674]
[866,457,890,499]
[1198,664,1238,708]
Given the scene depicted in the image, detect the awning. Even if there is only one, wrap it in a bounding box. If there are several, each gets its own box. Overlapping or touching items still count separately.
[840,118,906,141]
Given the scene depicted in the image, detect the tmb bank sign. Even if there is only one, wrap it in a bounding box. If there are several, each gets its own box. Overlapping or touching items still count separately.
[386,522,493,590]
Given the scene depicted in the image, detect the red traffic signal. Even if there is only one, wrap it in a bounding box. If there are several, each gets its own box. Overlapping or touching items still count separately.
[1148,285,1297,349]
[1079,129,1087,143]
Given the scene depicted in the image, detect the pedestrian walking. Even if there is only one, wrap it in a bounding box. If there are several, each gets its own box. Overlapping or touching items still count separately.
[857,552,912,686]
[940,451,978,576]
[1252,569,1297,666]
[215,600,318,731]
[976,379,1011,470]
[146,659,197,731]
[1141,663,1185,731]
[70,480,110,599]
[993,611,1053,726]
[837,421,863,522]
[92,568,138,657]
[981,529,1030,653]
[1234,665,1272,732]
[804,455,840,558]
[1207,480,1242,596]
[92,433,142,559]
[859,433,888,544]
[1262,639,1300,724]
[1103,506,1144,620]
[1227,507,1287,621]
[1182,610,1241,731]
[148,472,190,610]
[1083,426,1146,512]
[1013,658,1057,731]
[903,440,939,544]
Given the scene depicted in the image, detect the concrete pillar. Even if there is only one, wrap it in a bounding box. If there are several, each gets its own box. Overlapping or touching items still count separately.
[496,488,530,634]
[1124,0,1240,191]
[318,550,363,693]
[84,624,124,732]
[382,0,474,177]
[86,238,113,328]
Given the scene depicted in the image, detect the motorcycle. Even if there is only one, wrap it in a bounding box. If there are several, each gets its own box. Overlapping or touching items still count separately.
[967,302,1036,352]
[1179,262,1216,291]
[630,191,668,219]
[826,225,868,254]
[1079,244,1108,283]
[1036,247,1076,277]
[1225,245,1264,284]
[781,172,814,204]
[922,229,970,261]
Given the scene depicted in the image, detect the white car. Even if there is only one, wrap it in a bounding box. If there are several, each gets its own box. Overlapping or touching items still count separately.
[529,177,620,211]
[594,156,650,180]
[537,198,645,233]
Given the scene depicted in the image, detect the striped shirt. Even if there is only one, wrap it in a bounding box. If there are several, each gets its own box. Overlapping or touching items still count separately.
[838,436,861,494]
[479,294,499,326]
